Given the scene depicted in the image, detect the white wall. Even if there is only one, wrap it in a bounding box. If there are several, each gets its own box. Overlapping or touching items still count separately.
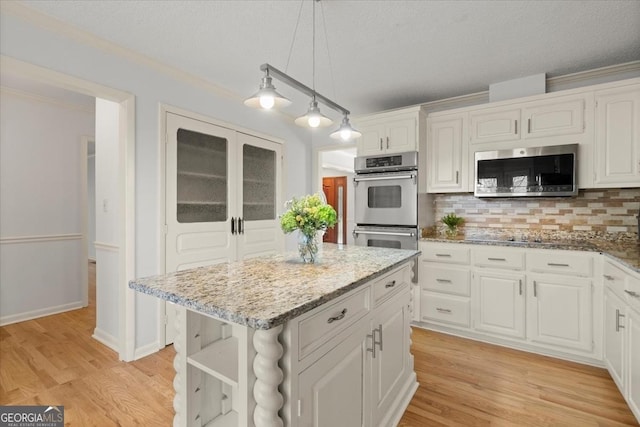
[0,87,95,325]
[87,150,96,261]
[0,7,312,353]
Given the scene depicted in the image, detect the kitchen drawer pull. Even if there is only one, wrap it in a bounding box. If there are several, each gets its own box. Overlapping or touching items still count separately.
[488,257,507,261]
[547,262,569,267]
[604,274,615,281]
[385,280,396,289]
[616,309,625,332]
[436,278,452,283]
[327,308,348,324]
[435,253,452,258]
[625,290,639,298]
[436,307,452,314]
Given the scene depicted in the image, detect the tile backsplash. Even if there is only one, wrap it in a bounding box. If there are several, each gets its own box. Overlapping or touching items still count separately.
[430,188,640,238]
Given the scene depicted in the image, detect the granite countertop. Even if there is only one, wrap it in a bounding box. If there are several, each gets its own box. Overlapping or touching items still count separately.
[129,244,420,330]
[420,229,640,273]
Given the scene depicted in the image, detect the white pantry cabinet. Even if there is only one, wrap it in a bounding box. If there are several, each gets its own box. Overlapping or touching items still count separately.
[354,106,425,157]
[425,113,469,193]
[594,83,640,187]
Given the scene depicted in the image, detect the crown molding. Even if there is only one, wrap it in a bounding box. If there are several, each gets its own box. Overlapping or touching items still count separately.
[1,85,95,114]
[546,60,640,91]
[0,1,240,102]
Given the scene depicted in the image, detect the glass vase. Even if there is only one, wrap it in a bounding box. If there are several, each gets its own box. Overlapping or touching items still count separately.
[298,231,319,263]
[445,225,459,238]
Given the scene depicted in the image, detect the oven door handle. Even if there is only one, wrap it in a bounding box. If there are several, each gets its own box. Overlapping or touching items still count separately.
[353,173,416,183]
[353,230,416,237]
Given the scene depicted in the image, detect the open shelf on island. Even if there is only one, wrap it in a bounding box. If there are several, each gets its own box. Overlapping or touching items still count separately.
[203,410,238,427]
[187,337,239,386]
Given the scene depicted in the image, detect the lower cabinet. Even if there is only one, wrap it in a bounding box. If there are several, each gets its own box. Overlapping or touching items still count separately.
[473,271,526,339]
[527,274,593,352]
[604,287,627,392]
[628,307,640,419]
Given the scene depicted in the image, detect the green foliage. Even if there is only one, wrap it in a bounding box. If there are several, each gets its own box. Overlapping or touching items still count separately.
[441,212,464,228]
[280,193,337,238]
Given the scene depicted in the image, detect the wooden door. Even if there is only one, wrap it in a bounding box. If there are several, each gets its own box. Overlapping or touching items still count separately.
[322,176,347,244]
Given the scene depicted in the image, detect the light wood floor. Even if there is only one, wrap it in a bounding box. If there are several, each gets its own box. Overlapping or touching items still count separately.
[1,263,637,426]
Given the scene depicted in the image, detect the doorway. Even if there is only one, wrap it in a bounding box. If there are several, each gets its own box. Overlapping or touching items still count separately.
[322,176,347,244]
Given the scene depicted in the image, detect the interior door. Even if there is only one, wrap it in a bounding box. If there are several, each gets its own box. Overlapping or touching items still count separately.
[165,112,237,344]
[322,176,347,244]
[236,132,283,260]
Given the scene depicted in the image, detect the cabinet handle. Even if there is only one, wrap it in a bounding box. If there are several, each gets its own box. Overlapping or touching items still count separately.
[367,332,376,358]
[533,280,537,297]
[231,217,236,235]
[519,279,522,296]
[239,217,244,234]
[386,136,389,149]
[527,118,531,134]
[436,278,452,284]
[603,274,615,281]
[616,309,625,332]
[488,257,507,261]
[436,307,452,314]
[514,120,518,135]
[379,138,383,151]
[455,171,459,184]
[435,253,452,257]
[547,262,570,267]
[375,324,383,351]
[624,290,639,298]
[385,280,396,289]
[327,308,348,324]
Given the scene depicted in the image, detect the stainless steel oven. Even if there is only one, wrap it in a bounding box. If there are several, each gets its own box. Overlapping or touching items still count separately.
[353,152,418,227]
[352,226,418,250]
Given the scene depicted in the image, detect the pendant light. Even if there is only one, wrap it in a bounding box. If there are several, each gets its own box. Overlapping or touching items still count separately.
[330,114,362,141]
[244,69,291,110]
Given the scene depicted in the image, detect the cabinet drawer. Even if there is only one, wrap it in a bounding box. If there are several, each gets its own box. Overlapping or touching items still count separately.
[372,266,409,306]
[421,263,470,296]
[603,260,627,298]
[527,251,593,277]
[298,288,370,360]
[473,247,525,270]
[420,243,470,265]
[421,291,470,327]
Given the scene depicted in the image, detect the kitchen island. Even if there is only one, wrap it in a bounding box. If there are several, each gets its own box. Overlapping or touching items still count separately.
[130,244,420,427]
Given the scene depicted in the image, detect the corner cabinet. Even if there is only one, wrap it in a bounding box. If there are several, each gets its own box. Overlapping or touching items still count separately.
[425,113,469,193]
[594,83,640,187]
[354,106,425,155]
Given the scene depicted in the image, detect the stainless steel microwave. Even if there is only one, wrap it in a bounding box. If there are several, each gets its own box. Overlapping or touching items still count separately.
[474,144,578,198]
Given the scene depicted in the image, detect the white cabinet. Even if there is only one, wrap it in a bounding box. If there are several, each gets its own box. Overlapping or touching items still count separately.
[469,95,586,145]
[527,274,593,352]
[355,107,425,156]
[594,84,640,187]
[604,287,626,391]
[627,306,640,421]
[426,113,468,192]
[473,270,525,339]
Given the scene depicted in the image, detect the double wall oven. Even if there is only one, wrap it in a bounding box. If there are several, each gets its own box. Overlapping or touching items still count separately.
[353,151,419,251]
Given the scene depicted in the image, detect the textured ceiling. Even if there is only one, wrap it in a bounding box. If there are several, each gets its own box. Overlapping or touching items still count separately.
[13,0,640,116]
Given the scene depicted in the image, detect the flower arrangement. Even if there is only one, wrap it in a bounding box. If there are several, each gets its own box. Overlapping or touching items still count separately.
[280,193,337,263]
[441,212,464,237]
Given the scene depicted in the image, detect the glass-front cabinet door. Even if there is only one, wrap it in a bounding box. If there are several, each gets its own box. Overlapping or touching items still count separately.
[165,112,238,272]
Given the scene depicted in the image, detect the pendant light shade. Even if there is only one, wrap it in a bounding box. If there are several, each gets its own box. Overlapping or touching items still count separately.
[330,115,362,141]
[244,73,291,110]
[294,98,333,128]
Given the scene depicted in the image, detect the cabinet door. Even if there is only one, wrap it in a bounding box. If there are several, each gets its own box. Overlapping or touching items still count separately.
[604,288,626,391]
[469,108,520,144]
[236,133,283,260]
[370,291,410,425]
[522,98,585,140]
[165,112,238,272]
[627,307,640,421]
[527,275,593,352]
[594,86,640,187]
[473,271,526,339]
[298,320,370,427]
[427,116,466,192]
[357,124,386,156]
[385,117,417,154]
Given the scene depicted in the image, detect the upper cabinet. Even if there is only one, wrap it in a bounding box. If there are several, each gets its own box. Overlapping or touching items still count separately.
[426,113,469,193]
[354,106,425,157]
[469,95,586,146]
[594,84,640,188]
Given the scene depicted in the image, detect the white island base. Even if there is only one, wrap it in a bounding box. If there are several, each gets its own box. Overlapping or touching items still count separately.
[171,263,418,427]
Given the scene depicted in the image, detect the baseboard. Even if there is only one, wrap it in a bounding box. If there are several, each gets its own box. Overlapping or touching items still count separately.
[385,372,419,427]
[0,301,84,326]
[92,327,119,353]
[133,341,164,361]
